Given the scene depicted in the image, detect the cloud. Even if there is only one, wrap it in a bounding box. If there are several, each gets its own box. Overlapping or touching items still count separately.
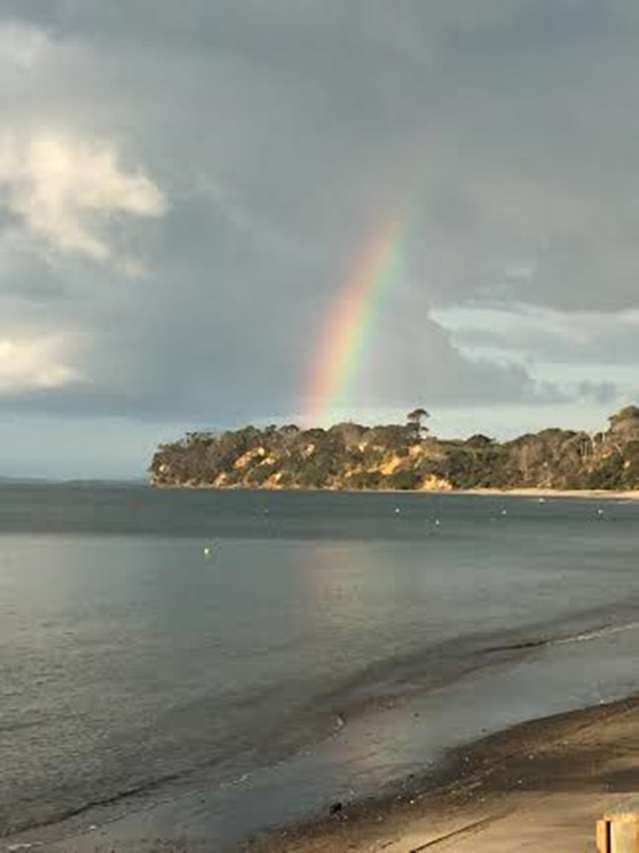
[2,1,639,475]
[577,380,617,406]
[0,130,167,268]
[430,301,639,415]
[431,303,639,365]
[0,335,81,394]
[0,19,50,68]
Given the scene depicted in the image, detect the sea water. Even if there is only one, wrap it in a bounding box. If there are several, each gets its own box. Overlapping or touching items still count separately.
[1,484,638,849]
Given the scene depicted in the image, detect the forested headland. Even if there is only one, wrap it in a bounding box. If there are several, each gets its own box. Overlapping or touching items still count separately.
[149,406,639,492]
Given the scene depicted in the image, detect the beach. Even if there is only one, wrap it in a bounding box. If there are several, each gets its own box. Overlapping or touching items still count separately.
[25,695,639,851]
[461,488,639,501]
[153,483,639,500]
[249,696,639,853]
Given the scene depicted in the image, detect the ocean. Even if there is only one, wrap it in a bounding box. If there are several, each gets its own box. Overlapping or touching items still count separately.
[1,484,638,850]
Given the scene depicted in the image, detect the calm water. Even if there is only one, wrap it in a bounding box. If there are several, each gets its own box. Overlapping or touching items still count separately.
[1,485,639,850]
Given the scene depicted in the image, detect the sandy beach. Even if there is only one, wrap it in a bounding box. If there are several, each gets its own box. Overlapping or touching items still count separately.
[460,488,639,501]
[155,483,639,500]
[247,696,639,853]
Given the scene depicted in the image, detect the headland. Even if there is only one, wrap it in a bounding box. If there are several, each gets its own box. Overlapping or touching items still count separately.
[150,406,639,494]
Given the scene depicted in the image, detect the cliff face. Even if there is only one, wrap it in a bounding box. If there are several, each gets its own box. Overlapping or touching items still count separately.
[149,407,639,491]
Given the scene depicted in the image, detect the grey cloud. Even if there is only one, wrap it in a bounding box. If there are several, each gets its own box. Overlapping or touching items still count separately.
[577,380,618,406]
[1,0,639,472]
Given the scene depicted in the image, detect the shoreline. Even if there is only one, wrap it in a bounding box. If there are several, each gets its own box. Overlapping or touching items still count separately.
[246,694,639,852]
[460,486,639,500]
[150,482,639,500]
[10,688,639,851]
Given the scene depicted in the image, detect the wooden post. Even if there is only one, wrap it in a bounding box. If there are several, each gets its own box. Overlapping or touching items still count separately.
[597,813,639,852]
[597,819,611,853]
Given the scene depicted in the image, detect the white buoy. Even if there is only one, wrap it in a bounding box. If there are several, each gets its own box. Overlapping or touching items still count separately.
[395,507,401,514]
[203,546,211,556]
[434,518,440,526]
[501,508,508,516]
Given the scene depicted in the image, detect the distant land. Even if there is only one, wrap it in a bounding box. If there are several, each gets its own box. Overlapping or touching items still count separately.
[0,476,52,484]
[149,406,639,493]
[0,477,146,486]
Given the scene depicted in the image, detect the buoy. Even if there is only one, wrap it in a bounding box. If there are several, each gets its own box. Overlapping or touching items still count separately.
[395,507,401,514]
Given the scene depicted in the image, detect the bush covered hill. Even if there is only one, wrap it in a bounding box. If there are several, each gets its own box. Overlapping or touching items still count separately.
[149,406,639,492]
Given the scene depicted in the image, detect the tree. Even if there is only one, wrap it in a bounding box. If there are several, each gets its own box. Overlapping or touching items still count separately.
[406,407,430,439]
[609,406,639,429]
[279,424,300,435]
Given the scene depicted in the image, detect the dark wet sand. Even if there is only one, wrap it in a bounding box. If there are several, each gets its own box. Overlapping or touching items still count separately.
[244,695,639,853]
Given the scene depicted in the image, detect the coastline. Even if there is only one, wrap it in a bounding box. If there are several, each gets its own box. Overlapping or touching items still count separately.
[6,660,639,853]
[246,694,639,853]
[459,486,639,500]
[33,695,639,852]
[150,481,639,500]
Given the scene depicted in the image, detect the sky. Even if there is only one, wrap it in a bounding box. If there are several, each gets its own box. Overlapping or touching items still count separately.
[1,0,639,478]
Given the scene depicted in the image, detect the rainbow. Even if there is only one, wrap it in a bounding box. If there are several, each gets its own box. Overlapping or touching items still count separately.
[306,218,406,423]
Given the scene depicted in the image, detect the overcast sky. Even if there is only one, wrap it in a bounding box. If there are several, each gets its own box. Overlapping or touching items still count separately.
[1,0,639,478]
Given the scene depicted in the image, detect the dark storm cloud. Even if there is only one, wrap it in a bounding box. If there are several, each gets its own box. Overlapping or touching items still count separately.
[2,0,639,437]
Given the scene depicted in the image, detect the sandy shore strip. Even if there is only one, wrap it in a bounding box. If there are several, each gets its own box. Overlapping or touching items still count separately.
[153,483,639,499]
[459,487,639,500]
[245,695,639,853]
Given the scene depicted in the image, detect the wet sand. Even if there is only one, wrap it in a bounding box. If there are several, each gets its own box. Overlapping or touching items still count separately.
[11,695,639,851]
[246,695,639,853]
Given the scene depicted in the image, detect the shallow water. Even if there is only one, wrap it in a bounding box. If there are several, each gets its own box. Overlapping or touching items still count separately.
[1,484,638,848]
